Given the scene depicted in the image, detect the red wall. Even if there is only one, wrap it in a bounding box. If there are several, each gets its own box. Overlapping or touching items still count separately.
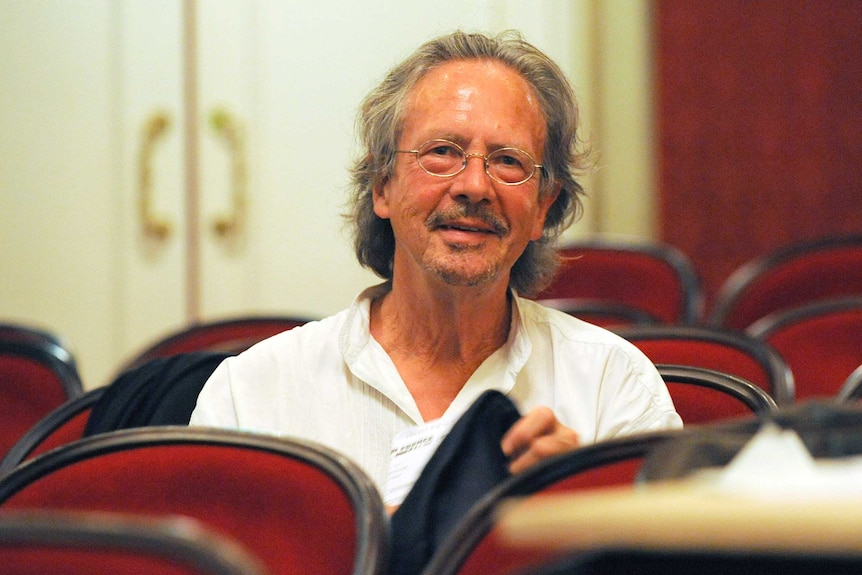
[654,0,862,309]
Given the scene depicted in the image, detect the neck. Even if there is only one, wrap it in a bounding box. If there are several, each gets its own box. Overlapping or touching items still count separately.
[372,277,511,360]
[369,276,512,420]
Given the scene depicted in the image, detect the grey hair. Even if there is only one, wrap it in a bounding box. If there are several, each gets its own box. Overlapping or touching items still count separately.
[346,29,590,297]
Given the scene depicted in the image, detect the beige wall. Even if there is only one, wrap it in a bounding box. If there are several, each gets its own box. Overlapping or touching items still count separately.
[502,0,656,242]
[589,0,656,240]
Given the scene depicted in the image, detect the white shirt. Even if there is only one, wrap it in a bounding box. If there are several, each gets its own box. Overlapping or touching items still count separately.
[190,284,682,492]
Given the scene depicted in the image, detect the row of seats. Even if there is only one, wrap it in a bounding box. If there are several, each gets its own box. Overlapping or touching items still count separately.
[0,329,785,574]
[0,344,775,476]
[115,292,862,409]
[1,233,859,574]
[2,403,860,575]
[2,298,860,471]
[536,233,862,330]
[0,329,859,572]
[538,233,862,408]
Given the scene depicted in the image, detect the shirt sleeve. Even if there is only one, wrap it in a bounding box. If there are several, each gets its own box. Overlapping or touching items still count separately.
[188,358,240,428]
[597,346,684,439]
[617,373,684,435]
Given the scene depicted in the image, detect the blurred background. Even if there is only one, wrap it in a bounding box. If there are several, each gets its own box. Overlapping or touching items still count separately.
[1,0,860,387]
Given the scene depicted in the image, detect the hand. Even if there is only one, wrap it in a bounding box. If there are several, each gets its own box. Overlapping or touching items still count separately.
[500,406,580,475]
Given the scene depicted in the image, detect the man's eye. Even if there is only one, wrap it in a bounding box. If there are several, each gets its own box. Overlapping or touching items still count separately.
[429,145,457,156]
[492,153,525,169]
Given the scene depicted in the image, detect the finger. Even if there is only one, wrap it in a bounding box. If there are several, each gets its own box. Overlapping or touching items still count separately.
[501,407,557,458]
[507,427,580,474]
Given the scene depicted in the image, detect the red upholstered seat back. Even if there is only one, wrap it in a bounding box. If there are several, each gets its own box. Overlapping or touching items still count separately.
[665,381,753,424]
[0,429,386,575]
[453,457,647,575]
[0,356,70,458]
[710,236,862,330]
[537,240,703,325]
[632,336,766,388]
[615,325,793,405]
[750,297,862,401]
[0,324,83,461]
[120,316,313,372]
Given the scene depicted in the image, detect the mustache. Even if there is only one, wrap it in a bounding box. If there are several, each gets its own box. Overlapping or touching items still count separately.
[425,204,509,236]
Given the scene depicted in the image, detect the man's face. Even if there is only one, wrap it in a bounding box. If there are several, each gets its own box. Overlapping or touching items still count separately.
[373,59,558,292]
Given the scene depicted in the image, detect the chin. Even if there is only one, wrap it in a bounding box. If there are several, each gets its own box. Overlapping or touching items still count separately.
[429,261,503,288]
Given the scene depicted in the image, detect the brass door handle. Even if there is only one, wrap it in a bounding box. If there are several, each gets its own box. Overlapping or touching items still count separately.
[208,108,247,238]
[138,111,173,240]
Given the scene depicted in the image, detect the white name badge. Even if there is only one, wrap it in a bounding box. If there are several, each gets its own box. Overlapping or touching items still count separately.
[384,415,457,506]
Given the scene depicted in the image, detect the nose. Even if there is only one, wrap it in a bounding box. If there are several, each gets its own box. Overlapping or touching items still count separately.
[451,153,494,202]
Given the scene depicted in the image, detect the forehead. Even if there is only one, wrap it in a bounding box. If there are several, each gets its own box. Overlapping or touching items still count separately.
[401,59,546,151]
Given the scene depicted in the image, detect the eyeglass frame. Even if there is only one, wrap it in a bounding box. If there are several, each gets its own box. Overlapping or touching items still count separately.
[394,139,544,186]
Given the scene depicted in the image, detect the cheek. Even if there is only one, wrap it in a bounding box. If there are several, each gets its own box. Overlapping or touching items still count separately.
[506,195,550,242]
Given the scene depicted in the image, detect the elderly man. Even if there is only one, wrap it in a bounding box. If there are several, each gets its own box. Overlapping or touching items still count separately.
[190,30,681,505]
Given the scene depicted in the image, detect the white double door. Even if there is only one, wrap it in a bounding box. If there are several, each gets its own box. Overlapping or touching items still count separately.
[2,0,591,386]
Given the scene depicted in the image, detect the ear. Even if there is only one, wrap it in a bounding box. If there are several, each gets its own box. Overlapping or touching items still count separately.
[372,178,391,220]
[530,181,561,240]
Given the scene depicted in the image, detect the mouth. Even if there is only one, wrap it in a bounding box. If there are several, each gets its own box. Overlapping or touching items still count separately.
[428,208,509,237]
[436,222,499,235]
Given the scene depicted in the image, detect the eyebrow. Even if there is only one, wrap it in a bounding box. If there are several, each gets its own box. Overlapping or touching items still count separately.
[425,133,536,155]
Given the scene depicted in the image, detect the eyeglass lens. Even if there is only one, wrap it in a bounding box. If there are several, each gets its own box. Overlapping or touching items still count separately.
[415,140,536,184]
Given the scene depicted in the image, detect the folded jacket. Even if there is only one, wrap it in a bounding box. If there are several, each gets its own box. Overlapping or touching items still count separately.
[388,389,521,575]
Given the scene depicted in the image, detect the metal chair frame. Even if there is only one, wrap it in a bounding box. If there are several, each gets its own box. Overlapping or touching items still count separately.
[656,364,778,422]
[614,324,795,405]
[836,365,862,403]
[0,509,266,575]
[0,323,83,399]
[709,235,862,329]
[0,387,105,476]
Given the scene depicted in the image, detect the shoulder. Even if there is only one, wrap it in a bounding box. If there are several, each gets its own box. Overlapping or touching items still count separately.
[516,296,646,357]
[227,309,349,373]
[515,297,681,434]
[190,308,352,428]
[516,296,664,396]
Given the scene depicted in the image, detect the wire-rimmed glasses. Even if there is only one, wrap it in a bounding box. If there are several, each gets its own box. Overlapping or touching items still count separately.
[395,139,543,186]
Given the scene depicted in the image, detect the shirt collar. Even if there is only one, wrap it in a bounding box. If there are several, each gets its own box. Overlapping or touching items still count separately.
[339,283,533,423]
